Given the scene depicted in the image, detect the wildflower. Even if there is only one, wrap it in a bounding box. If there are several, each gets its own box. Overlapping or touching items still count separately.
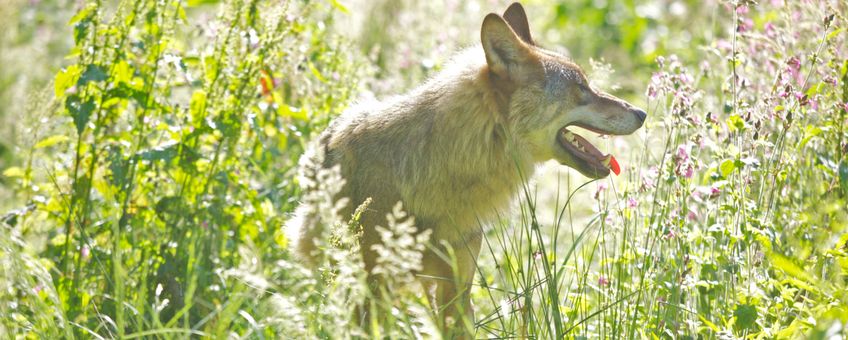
[627,197,638,208]
[676,144,690,161]
[715,39,733,51]
[764,22,777,37]
[690,189,702,201]
[647,73,662,99]
[646,82,657,100]
[594,182,608,200]
[81,245,90,260]
[641,166,659,191]
[737,18,753,32]
[786,57,803,85]
[796,93,809,107]
[598,276,609,287]
[682,165,694,179]
[687,210,698,221]
[710,186,721,197]
[673,143,696,179]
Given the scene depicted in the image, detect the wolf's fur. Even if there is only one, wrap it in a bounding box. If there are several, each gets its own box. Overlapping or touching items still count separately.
[287,2,645,334]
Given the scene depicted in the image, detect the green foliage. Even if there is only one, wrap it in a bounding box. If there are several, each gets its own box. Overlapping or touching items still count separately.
[1,0,358,336]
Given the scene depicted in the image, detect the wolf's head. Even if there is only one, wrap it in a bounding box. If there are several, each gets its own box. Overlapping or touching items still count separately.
[482,3,646,179]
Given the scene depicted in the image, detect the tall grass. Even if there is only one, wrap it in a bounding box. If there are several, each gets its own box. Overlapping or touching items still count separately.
[2,0,359,336]
[1,0,847,338]
[470,2,848,338]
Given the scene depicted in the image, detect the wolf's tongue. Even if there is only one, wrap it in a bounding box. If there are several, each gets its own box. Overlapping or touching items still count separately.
[601,155,621,176]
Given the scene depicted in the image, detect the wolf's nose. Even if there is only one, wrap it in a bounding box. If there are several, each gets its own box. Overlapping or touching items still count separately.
[633,109,647,124]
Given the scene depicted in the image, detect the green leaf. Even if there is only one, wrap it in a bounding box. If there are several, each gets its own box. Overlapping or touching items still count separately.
[65,95,95,134]
[768,252,814,284]
[330,0,350,14]
[733,304,757,331]
[698,315,720,332]
[726,115,746,132]
[108,147,127,188]
[78,64,108,86]
[719,159,736,178]
[68,5,94,25]
[136,141,179,162]
[112,60,133,85]
[190,90,207,123]
[2,167,25,178]
[186,0,220,6]
[34,135,71,149]
[204,56,218,84]
[308,61,327,83]
[54,65,82,97]
[799,125,822,149]
[278,104,307,121]
[827,28,845,42]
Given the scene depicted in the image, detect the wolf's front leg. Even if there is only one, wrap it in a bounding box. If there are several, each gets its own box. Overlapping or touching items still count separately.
[420,232,482,339]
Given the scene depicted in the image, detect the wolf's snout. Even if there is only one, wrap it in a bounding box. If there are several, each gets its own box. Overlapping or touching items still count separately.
[633,108,647,124]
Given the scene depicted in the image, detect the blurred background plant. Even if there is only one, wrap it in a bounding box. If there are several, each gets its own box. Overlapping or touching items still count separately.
[1,0,846,338]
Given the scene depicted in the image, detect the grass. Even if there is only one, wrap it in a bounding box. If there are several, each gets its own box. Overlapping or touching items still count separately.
[1,0,847,338]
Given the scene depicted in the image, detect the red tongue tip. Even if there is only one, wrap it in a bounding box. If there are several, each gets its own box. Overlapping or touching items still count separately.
[609,155,621,176]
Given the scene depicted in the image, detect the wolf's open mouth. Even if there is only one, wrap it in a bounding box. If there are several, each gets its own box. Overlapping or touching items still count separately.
[557,126,613,176]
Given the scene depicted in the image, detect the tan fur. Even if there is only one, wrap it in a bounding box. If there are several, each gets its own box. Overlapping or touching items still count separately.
[286,2,646,335]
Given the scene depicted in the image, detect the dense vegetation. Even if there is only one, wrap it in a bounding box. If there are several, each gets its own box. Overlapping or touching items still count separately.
[1,0,846,338]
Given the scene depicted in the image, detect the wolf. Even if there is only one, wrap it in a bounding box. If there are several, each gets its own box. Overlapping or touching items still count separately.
[287,2,646,335]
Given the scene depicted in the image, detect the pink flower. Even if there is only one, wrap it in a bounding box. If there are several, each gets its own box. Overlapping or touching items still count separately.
[641,166,659,190]
[786,57,803,85]
[842,102,848,112]
[683,166,694,179]
[737,18,754,32]
[81,246,90,260]
[690,189,702,201]
[687,210,698,221]
[710,186,721,197]
[627,197,638,208]
[598,276,609,287]
[533,251,543,261]
[764,22,777,37]
[647,83,658,100]
[676,144,690,161]
[736,5,749,15]
[594,182,608,199]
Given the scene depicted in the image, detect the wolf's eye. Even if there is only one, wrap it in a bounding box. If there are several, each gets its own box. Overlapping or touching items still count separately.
[577,84,591,104]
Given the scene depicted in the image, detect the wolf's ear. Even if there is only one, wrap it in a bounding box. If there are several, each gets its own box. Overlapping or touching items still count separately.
[481,13,530,80]
[503,2,533,44]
